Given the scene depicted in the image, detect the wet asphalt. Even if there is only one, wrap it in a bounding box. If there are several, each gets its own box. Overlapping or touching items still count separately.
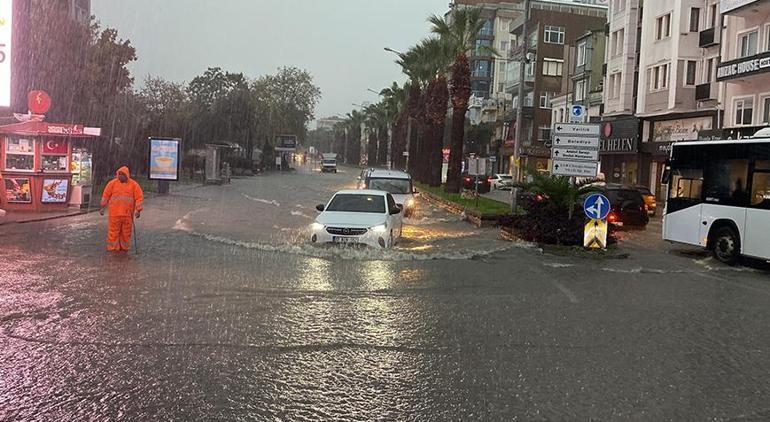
[1,164,770,421]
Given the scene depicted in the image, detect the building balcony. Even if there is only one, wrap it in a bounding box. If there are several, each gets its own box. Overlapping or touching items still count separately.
[471,70,492,78]
[721,0,763,17]
[695,82,715,101]
[699,27,719,48]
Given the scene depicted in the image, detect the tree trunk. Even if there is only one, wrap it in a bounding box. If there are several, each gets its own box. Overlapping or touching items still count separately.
[367,129,378,167]
[377,125,389,167]
[445,53,471,193]
[425,76,449,187]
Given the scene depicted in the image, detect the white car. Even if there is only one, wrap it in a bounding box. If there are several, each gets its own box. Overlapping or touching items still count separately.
[361,169,418,217]
[311,190,403,248]
[491,173,514,190]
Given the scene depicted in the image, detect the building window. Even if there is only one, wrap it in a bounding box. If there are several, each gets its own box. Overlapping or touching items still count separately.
[539,92,555,108]
[656,13,671,40]
[474,39,492,56]
[709,4,718,29]
[498,61,507,75]
[765,25,770,52]
[608,72,622,99]
[704,58,714,83]
[685,61,697,86]
[471,80,491,98]
[498,83,505,92]
[650,63,669,91]
[500,40,509,53]
[689,8,700,33]
[574,80,586,101]
[739,30,759,58]
[614,0,625,13]
[734,97,754,126]
[577,42,587,66]
[544,26,565,44]
[542,58,564,76]
[4,138,35,171]
[762,96,770,124]
[472,60,492,77]
[613,29,624,56]
[538,126,552,142]
[479,20,493,37]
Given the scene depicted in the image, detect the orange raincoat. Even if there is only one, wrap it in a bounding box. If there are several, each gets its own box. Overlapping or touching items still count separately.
[101,166,144,251]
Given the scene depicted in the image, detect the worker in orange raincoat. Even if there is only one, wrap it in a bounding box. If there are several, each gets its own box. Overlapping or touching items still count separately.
[99,166,144,252]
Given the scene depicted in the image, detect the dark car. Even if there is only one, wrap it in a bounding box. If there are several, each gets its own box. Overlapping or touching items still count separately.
[633,185,657,216]
[462,173,492,193]
[604,185,649,227]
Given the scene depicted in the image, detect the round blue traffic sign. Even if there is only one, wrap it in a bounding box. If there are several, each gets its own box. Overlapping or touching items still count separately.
[583,193,610,220]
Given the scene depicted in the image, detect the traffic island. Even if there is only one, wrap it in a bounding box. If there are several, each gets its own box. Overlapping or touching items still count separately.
[500,223,625,258]
[415,183,513,228]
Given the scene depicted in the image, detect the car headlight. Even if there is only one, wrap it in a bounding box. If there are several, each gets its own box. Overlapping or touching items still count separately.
[311,223,325,231]
[370,224,387,233]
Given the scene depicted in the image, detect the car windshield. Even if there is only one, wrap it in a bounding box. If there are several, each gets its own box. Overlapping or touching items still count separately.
[326,194,386,213]
[368,178,411,194]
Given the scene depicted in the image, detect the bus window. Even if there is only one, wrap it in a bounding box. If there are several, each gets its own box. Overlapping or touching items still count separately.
[703,159,749,205]
[670,169,702,199]
[751,172,770,209]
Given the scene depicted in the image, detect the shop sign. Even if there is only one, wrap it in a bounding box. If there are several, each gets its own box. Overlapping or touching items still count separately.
[520,145,551,157]
[600,119,639,154]
[149,137,181,181]
[720,0,761,14]
[698,129,723,141]
[46,124,84,136]
[41,179,69,203]
[641,141,674,156]
[0,0,12,108]
[4,177,31,203]
[275,134,297,152]
[652,117,712,143]
[28,90,52,115]
[716,51,770,82]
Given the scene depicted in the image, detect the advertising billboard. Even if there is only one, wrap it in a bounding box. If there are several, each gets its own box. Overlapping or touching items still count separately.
[41,179,69,203]
[149,137,181,181]
[5,177,31,203]
[0,0,12,108]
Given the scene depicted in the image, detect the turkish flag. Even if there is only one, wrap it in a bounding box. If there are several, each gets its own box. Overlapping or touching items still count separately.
[43,139,68,154]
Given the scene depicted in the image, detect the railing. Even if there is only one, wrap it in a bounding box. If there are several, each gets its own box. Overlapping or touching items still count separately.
[699,27,718,48]
[695,82,713,100]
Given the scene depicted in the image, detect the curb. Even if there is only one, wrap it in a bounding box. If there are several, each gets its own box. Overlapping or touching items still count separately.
[419,189,506,228]
[0,208,99,226]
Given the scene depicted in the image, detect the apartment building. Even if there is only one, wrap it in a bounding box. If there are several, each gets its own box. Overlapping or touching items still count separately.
[504,0,606,173]
[718,0,770,139]
[636,0,722,195]
[551,28,606,125]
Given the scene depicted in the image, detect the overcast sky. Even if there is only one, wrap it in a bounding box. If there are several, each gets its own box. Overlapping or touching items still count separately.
[92,0,449,122]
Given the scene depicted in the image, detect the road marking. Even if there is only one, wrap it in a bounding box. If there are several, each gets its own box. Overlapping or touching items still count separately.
[695,271,770,297]
[552,281,579,303]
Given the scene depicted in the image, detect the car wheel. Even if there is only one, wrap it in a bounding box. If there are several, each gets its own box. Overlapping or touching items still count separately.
[712,226,740,265]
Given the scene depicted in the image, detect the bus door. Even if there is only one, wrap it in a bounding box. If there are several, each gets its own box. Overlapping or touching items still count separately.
[744,163,770,259]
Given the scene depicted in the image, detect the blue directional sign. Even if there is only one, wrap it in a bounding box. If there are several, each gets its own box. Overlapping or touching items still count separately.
[583,193,610,220]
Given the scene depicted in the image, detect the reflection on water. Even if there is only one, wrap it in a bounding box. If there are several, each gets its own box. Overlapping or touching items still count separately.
[298,257,333,291]
[359,260,396,291]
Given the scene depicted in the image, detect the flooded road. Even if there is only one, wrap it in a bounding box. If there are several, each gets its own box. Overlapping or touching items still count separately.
[2,165,770,421]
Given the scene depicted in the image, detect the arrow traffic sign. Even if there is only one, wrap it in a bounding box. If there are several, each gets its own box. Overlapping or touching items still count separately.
[583,193,610,220]
[584,218,608,249]
[553,123,601,137]
[551,147,599,162]
[552,160,598,178]
[552,135,600,149]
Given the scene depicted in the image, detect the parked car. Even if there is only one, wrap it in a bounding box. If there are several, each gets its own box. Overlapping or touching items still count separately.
[311,190,403,248]
[604,185,649,227]
[462,173,492,193]
[361,169,418,217]
[634,185,657,216]
[491,173,514,190]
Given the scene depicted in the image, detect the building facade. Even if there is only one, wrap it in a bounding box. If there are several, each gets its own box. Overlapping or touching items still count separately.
[636,0,721,197]
[718,0,770,139]
[505,0,607,173]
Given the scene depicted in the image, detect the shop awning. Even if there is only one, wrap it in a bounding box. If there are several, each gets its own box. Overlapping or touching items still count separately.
[0,121,102,138]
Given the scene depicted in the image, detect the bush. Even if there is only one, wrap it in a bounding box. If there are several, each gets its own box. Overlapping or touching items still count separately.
[509,200,585,245]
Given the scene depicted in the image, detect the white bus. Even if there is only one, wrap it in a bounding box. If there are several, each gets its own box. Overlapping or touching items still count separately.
[662,136,770,265]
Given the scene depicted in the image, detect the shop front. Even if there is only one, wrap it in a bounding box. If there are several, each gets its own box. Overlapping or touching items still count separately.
[520,145,551,175]
[599,117,640,185]
[0,121,100,212]
[641,114,716,201]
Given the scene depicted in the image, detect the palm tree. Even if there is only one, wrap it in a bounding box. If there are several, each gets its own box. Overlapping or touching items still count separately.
[429,7,497,193]
[396,37,452,185]
[379,82,407,169]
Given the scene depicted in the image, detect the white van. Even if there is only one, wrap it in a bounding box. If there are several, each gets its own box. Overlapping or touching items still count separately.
[362,169,417,217]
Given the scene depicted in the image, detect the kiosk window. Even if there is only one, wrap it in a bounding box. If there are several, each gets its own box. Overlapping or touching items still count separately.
[4,139,35,171]
[751,172,770,209]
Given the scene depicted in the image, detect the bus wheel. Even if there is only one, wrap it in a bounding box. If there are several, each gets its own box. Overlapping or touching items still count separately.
[712,226,740,265]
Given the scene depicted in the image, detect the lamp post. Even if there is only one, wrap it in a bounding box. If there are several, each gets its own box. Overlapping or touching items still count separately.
[512,0,530,213]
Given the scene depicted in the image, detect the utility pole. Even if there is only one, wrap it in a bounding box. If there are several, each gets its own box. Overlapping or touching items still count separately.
[512,0,530,213]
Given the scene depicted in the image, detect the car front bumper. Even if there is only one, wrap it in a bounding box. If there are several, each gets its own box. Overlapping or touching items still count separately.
[311,227,391,248]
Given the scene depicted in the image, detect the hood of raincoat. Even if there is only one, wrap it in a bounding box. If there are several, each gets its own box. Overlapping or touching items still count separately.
[116,166,131,180]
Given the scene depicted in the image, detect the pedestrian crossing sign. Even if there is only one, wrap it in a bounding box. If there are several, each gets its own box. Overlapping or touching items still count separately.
[584,218,608,249]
